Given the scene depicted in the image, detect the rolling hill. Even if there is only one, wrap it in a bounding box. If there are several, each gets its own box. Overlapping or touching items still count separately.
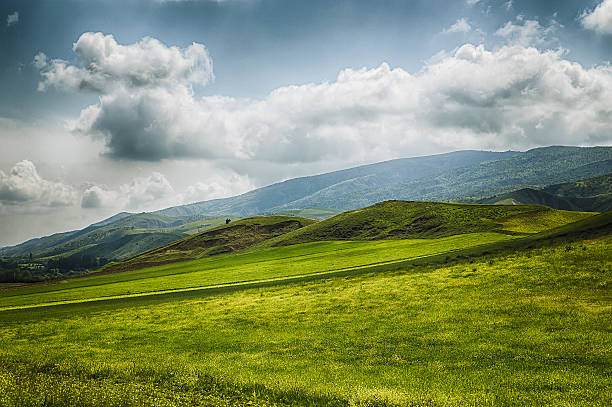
[263,201,593,247]
[110,216,316,271]
[478,174,612,212]
[0,213,231,262]
[97,201,594,274]
[1,146,609,281]
[154,150,519,217]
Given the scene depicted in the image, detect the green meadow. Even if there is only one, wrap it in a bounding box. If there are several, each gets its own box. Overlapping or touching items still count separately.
[0,202,610,406]
[0,235,610,406]
[0,232,512,310]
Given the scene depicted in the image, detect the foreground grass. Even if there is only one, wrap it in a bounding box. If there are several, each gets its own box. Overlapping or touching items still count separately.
[0,232,513,310]
[0,235,609,406]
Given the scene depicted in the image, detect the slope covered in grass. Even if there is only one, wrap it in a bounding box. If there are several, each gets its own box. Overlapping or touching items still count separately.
[0,232,513,310]
[0,227,609,406]
[2,208,608,311]
[478,173,612,212]
[115,216,317,267]
[0,213,231,262]
[264,200,593,247]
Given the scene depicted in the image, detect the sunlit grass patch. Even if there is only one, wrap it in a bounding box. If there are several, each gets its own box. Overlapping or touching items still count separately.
[0,235,609,406]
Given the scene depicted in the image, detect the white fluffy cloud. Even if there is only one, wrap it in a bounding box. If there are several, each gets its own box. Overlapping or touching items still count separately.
[443,18,472,34]
[39,32,612,166]
[81,172,174,210]
[6,11,18,27]
[0,160,77,207]
[38,32,213,93]
[120,172,175,210]
[582,0,612,34]
[81,171,253,211]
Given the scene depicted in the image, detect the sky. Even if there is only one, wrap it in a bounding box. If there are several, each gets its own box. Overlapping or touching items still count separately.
[1,0,612,246]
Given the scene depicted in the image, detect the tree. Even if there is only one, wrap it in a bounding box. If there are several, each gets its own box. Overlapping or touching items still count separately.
[225,218,231,224]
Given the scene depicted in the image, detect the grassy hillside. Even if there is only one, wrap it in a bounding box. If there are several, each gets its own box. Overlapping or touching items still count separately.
[0,213,236,282]
[0,214,609,406]
[544,173,612,198]
[2,147,608,283]
[111,216,317,270]
[262,201,592,247]
[0,204,603,311]
[478,174,612,212]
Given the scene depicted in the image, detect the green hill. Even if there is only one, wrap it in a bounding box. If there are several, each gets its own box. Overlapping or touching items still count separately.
[109,216,316,271]
[263,201,593,247]
[0,213,234,261]
[288,146,612,210]
[478,174,612,212]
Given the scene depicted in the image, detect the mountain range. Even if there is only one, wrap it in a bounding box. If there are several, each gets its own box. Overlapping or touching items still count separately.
[1,146,610,268]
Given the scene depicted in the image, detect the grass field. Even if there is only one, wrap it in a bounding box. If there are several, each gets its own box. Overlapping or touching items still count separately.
[0,233,609,406]
[0,232,513,310]
[0,203,609,406]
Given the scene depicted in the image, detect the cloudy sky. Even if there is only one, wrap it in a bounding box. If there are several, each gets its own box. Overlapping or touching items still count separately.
[1,0,612,245]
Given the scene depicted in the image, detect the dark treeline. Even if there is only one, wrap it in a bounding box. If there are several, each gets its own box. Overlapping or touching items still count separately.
[0,255,110,283]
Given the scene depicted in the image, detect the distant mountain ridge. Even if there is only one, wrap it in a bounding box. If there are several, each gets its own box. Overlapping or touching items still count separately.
[155,150,520,217]
[156,146,611,216]
[479,174,612,212]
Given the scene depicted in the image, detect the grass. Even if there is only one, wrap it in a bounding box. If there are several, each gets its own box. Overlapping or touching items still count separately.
[265,201,593,247]
[135,216,317,262]
[266,208,342,220]
[0,232,513,310]
[0,204,608,406]
[496,209,593,233]
[0,234,609,406]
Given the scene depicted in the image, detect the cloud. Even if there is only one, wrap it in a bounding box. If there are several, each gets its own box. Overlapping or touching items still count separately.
[80,185,120,209]
[0,160,76,207]
[443,18,472,34]
[33,52,47,69]
[80,172,177,210]
[38,32,213,93]
[582,0,612,34]
[6,11,18,27]
[82,170,253,210]
[178,174,254,204]
[120,172,175,210]
[466,0,480,5]
[495,18,559,47]
[40,32,612,166]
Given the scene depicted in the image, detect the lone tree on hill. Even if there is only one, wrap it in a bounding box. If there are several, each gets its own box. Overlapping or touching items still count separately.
[225,218,231,224]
